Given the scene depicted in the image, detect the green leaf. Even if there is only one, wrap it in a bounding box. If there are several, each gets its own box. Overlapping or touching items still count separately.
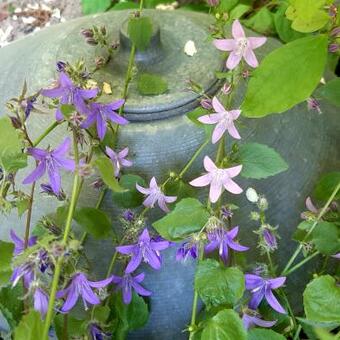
[315,78,340,107]
[81,0,112,14]
[195,259,245,308]
[216,0,239,13]
[244,7,275,35]
[201,309,247,340]
[229,4,251,20]
[110,1,139,10]
[248,328,285,340]
[95,156,125,192]
[0,240,14,287]
[186,107,209,126]
[303,275,340,323]
[0,117,27,172]
[274,3,306,42]
[14,310,44,340]
[164,179,197,202]
[54,315,86,339]
[239,143,288,179]
[60,104,75,118]
[314,172,340,201]
[74,207,112,239]
[128,16,153,51]
[113,293,149,339]
[93,305,110,323]
[312,222,340,255]
[153,198,209,241]
[241,35,328,118]
[0,285,24,329]
[286,0,329,33]
[111,174,145,208]
[137,73,168,95]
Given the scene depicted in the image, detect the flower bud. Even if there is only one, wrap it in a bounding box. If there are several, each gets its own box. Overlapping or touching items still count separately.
[250,211,260,221]
[221,83,232,95]
[328,43,339,53]
[207,0,219,7]
[331,27,340,37]
[56,61,66,72]
[86,38,98,46]
[258,197,268,211]
[95,56,105,67]
[246,187,259,203]
[200,98,212,109]
[10,116,22,129]
[262,228,277,251]
[81,28,94,38]
[100,26,107,36]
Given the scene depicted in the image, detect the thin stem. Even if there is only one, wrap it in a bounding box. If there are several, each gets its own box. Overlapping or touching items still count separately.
[188,242,204,340]
[281,181,340,275]
[24,182,36,248]
[293,324,302,340]
[33,121,60,147]
[42,131,81,340]
[178,139,209,179]
[283,251,320,276]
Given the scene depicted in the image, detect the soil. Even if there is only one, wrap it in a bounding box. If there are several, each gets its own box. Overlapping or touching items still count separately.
[0,0,82,47]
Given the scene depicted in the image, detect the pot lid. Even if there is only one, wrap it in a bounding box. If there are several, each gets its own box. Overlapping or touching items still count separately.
[0,10,224,121]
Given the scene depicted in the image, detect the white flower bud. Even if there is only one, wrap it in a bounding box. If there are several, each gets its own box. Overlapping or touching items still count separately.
[258,197,268,211]
[246,187,259,203]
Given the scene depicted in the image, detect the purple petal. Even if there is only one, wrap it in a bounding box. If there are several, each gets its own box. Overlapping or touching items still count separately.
[107,111,129,125]
[229,110,241,120]
[212,122,227,144]
[198,113,222,125]
[125,250,143,274]
[28,147,48,160]
[209,178,223,203]
[139,228,151,242]
[245,274,263,290]
[81,283,101,306]
[249,289,265,310]
[158,196,170,212]
[165,195,177,203]
[248,37,267,49]
[204,156,217,172]
[252,316,276,328]
[116,244,136,255]
[305,197,318,213]
[227,51,242,70]
[78,88,99,99]
[53,138,71,157]
[80,112,96,129]
[10,230,24,254]
[232,20,246,39]
[268,277,286,289]
[227,121,241,140]
[22,161,46,185]
[131,281,152,297]
[118,147,129,158]
[144,248,162,270]
[136,183,150,195]
[244,48,259,68]
[205,240,219,253]
[213,39,235,51]
[47,163,61,195]
[122,284,132,304]
[88,276,113,288]
[189,173,212,187]
[227,226,239,239]
[133,272,145,283]
[56,158,75,172]
[226,165,242,178]
[60,286,79,313]
[223,178,243,195]
[228,240,249,252]
[107,99,125,110]
[212,96,226,114]
[265,289,286,314]
[59,72,73,87]
[111,275,122,284]
[41,87,64,98]
[96,113,107,140]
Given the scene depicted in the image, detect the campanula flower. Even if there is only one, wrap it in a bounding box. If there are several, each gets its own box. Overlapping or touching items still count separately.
[10,229,37,255]
[332,253,340,259]
[40,183,66,201]
[22,138,75,195]
[307,97,322,114]
[189,156,243,203]
[242,308,276,330]
[136,177,177,212]
[176,236,200,261]
[213,20,266,69]
[81,100,128,140]
[245,274,286,314]
[41,72,98,121]
[116,228,170,273]
[205,226,249,263]
[198,96,241,143]
[89,323,111,340]
[262,228,278,251]
[11,262,34,288]
[111,272,151,304]
[105,146,132,177]
[33,288,49,318]
[56,272,112,312]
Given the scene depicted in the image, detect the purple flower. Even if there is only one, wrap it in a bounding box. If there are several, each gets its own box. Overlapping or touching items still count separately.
[198,96,241,143]
[40,183,66,201]
[332,253,340,259]
[56,272,112,312]
[41,72,98,121]
[136,177,177,212]
[328,43,339,53]
[111,272,151,304]
[262,228,277,251]
[307,97,322,114]
[11,262,34,288]
[122,209,135,222]
[245,274,286,314]
[242,309,276,330]
[189,156,243,203]
[213,20,267,70]
[33,288,49,318]
[56,61,67,72]
[10,229,37,256]
[89,323,111,340]
[105,146,132,177]
[176,238,199,261]
[205,226,249,263]
[23,95,37,119]
[81,100,128,140]
[22,138,75,195]
[116,228,170,273]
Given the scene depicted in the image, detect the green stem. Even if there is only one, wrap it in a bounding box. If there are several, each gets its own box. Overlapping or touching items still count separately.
[24,181,36,248]
[32,121,60,147]
[42,132,81,340]
[283,251,320,276]
[189,242,204,340]
[178,139,209,179]
[281,181,340,276]
[293,324,302,340]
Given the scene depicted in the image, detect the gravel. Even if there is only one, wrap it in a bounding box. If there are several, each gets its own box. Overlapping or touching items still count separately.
[0,0,82,47]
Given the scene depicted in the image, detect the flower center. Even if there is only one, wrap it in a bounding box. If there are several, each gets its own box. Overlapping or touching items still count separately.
[236,37,249,55]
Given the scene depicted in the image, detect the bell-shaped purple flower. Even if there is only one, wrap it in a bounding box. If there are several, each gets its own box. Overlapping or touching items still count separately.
[136,177,177,212]
[22,138,75,195]
[205,226,249,263]
[198,96,241,144]
[111,272,151,304]
[213,20,267,70]
[10,229,37,256]
[262,227,277,251]
[245,274,286,314]
[116,228,170,273]
[33,288,49,318]
[41,72,98,121]
[176,237,199,261]
[11,262,34,288]
[105,146,132,177]
[81,100,128,140]
[242,308,276,330]
[189,156,243,203]
[89,323,111,340]
[56,272,112,313]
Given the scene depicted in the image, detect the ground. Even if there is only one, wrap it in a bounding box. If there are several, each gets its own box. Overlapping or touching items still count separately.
[0,0,82,47]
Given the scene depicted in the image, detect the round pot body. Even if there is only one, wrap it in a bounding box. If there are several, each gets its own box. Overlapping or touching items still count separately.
[0,9,339,340]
